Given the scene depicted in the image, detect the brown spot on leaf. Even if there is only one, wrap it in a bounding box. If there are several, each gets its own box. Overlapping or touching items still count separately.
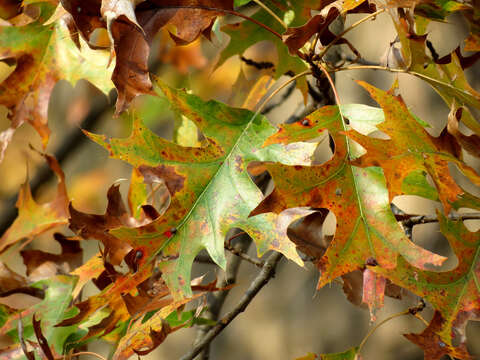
[140,165,186,196]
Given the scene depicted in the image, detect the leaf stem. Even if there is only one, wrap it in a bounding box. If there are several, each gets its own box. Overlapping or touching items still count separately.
[334,64,406,73]
[254,70,312,115]
[57,352,107,360]
[355,310,410,359]
[401,212,480,226]
[317,9,385,60]
[225,243,264,268]
[356,301,426,359]
[251,0,288,29]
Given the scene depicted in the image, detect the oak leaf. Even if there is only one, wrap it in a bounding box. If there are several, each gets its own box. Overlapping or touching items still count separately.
[84,78,316,299]
[252,104,445,298]
[345,81,480,214]
[0,152,69,253]
[374,211,480,360]
[0,3,113,162]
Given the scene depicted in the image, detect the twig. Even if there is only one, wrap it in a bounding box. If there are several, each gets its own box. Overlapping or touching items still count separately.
[339,53,380,66]
[193,231,252,359]
[251,0,287,29]
[317,9,385,61]
[56,352,107,360]
[193,173,271,359]
[254,70,312,115]
[225,243,264,268]
[401,213,480,227]
[181,252,283,360]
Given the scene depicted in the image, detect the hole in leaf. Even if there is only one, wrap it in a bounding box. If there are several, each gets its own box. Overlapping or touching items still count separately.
[89,28,110,48]
[412,223,457,271]
[466,321,480,356]
[132,94,176,140]
[287,209,335,260]
[393,195,441,215]
[312,132,334,165]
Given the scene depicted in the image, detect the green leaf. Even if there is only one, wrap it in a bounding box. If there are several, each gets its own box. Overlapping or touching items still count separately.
[0,275,79,359]
[86,77,317,299]
[0,4,113,159]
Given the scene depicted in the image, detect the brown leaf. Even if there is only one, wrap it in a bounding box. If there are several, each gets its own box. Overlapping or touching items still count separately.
[447,105,480,158]
[0,0,21,20]
[68,184,133,265]
[62,0,232,113]
[133,321,172,356]
[20,233,82,281]
[282,7,340,55]
[0,262,27,295]
[282,1,376,55]
[287,210,330,260]
[32,315,54,360]
[404,312,472,360]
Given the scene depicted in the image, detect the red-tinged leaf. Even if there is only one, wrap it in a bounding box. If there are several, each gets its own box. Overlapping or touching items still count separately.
[253,105,445,289]
[346,81,480,214]
[373,212,480,360]
[362,267,386,322]
[0,3,113,161]
[56,265,152,339]
[85,77,316,299]
[0,153,69,253]
[404,312,472,360]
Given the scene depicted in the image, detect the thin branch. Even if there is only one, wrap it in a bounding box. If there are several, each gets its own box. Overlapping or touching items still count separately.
[254,70,312,115]
[334,64,406,74]
[181,252,283,360]
[62,352,107,360]
[356,310,408,359]
[401,212,480,227]
[317,9,385,60]
[192,175,270,359]
[225,243,264,268]
[251,0,287,29]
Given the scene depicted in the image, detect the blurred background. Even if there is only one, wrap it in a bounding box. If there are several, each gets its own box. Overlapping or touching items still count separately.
[0,4,479,360]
